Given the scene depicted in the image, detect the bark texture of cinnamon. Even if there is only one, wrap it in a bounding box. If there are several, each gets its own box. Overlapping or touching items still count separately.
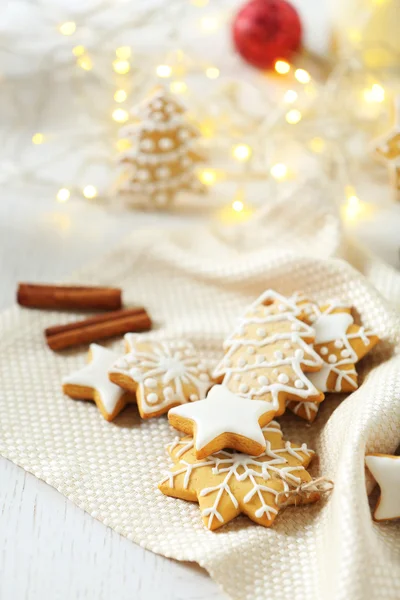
[45,307,152,351]
[17,283,122,311]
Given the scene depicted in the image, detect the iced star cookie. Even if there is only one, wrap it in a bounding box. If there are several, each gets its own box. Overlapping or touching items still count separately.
[62,344,132,421]
[365,454,400,522]
[109,337,215,419]
[169,384,278,459]
[213,290,324,419]
[288,301,379,422]
[159,420,319,530]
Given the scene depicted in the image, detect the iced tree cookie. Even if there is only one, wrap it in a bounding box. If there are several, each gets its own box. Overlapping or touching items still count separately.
[213,290,324,419]
[62,344,132,421]
[365,454,400,521]
[288,301,379,422]
[109,337,215,419]
[159,420,319,530]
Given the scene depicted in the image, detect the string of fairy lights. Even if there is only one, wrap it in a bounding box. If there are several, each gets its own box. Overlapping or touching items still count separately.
[0,0,398,223]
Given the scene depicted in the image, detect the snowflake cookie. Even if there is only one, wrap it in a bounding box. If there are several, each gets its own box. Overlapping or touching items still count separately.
[159,420,319,530]
[213,290,324,419]
[288,301,379,422]
[365,454,400,522]
[109,336,215,419]
[62,344,133,421]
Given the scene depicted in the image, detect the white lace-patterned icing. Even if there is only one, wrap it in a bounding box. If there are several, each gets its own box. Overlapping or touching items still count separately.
[168,385,275,453]
[62,344,125,417]
[365,455,400,521]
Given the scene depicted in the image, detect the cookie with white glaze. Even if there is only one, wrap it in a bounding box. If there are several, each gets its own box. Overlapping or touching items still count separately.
[365,454,400,522]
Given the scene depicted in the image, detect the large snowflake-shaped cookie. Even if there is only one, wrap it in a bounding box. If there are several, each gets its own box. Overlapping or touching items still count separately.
[288,301,379,422]
[159,420,319,530]
[109,337,215,418]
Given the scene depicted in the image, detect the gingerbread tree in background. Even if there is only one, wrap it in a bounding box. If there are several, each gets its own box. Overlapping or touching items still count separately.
[117,88,206,208]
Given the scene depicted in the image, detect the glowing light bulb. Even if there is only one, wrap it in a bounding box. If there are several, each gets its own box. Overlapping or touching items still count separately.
[294,69,311,84]
[309,137,325,153]
[72,45,85,57]
[205,67,220,79]
[232,144,252,161]
[232,199,244,212]
[344,195,362,221]
[77,56,93,71]
[114,89,127,103]
[115,46,131,59]
[56,188,70,202]
[169,81,187,94]
[199,169,217,185]
[285,109,302,124]
[270,163,288,180]
[83,185,97,199]
[113,60,130,74]
[199,15,219,32]
[116,138,131,152]
[363,83,385,103]
[275,60,290,74]
[112,108,129,123]
[32,133,44,145]
[283,90,297,104]
[59,21,76,36]
[156,64,172,78]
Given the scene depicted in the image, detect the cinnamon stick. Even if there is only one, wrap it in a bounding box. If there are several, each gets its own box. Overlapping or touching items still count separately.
[45,307,152,351]
[17,283,122,311]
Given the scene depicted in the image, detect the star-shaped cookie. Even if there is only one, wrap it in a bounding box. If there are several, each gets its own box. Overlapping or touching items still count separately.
[62,344,132,421]
[159,420,319,530]
[365,454,400,521]
[168,384,277,458]
[109,337,215,419]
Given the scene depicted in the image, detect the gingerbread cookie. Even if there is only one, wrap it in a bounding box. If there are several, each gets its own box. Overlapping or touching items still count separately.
[109,337,215,419]
[159,420,319,530]
[169,384,278,459]
[62,344,132,421]
[213,290,324,419]
[365,454,400,521]
[288,301,379,422]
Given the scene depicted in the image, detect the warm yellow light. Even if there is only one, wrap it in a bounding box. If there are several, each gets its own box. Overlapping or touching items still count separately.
[205,67,220,79]
[56,188,70,202]
[199,119,215,138]
[115,46,131,59]
[294,68,311,84]
[32,133,44,145]
[270,163,288,180]
[275,60,290,75]
[191,0,209,5]
[113,59,130,74]
[83,185,97,199]
[363,83,385,103]
[169,81,187,94]
[232,199,244,212]
[199,15,219,32]
[59,21,76,36]
[156,64,172,78]
[116,138,131,152]
[77,56,93,71]
[309,137,326,153]
[72,45,85,57]
[114,89,127,103]
[344,195,362,221]
[112,108,129,123]
[232,144,252,161]
[286,109,302,124]
[199,169,217,185]
[348,29,362,43]
[283,89,297,103]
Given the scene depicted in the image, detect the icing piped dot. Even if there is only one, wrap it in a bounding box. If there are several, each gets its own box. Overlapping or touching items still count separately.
[164,387,174,397]
[256,355,265,364]
[283,342,291,350]
[144,377,157,389]
[320,347,328,355]
[274,350,284,360]
[234,374,241,382]
[272,368,278,376]
[328,354,337,363]
[341,349,351,357]
[199,373,210,382]
[247,346,255,355]
[295,379,305,389]
[258,375,269,386]
[238,357,247,368]
[278,373,289,384]
[334,340,344,349]
[146,392,159,405]
[256,328,266,337]
[190,394,199,402]
[239,383,249,393]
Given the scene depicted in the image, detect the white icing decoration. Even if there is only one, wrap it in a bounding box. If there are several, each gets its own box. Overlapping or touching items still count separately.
[328,354,337,364]
[320,347,328,355]
[294,379,305,389]
[156,166,170,179]
[144,377,157,388]
[147,392,159,405]
[256,328,266,337]
[239,383,249,393]
[258,375,268,385]
[190,394,199,402]
[283,342,291,350]
[274,350,283,359]
[365,455,400,520]
[341,349,351,357]
[161,419,314,529]
[278,373,289,384]
[238,357,247,367]
[62,344,125,417]
[334,340,344,349]
[247,346,255,355]
[158,137,174,150]
[314,313,353,344]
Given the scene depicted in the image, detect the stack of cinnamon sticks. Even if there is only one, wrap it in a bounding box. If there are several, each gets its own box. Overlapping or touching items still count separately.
[17,283,152,351]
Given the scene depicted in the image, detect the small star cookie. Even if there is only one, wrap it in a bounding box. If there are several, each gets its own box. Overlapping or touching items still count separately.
[109,337,215,419]
[365,454,400,521]
[288,301,379,422]
[62,344,132,421]
[213,290,324,419]
[168,384,278,458]
[159,420,319,530]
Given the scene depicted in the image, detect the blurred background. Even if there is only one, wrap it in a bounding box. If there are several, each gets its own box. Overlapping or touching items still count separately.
[1,0,399,307]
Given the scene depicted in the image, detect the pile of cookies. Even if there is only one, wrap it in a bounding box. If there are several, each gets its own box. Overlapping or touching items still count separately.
[60,289,381,531]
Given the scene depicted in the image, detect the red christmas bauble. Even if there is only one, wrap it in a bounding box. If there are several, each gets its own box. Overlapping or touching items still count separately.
[232,0,302,70]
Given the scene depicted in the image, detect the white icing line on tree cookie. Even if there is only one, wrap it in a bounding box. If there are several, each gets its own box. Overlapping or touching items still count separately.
[365,455,400,520]
[169,385,275,452]
[161,420,314,529]
[62,344,125,416]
